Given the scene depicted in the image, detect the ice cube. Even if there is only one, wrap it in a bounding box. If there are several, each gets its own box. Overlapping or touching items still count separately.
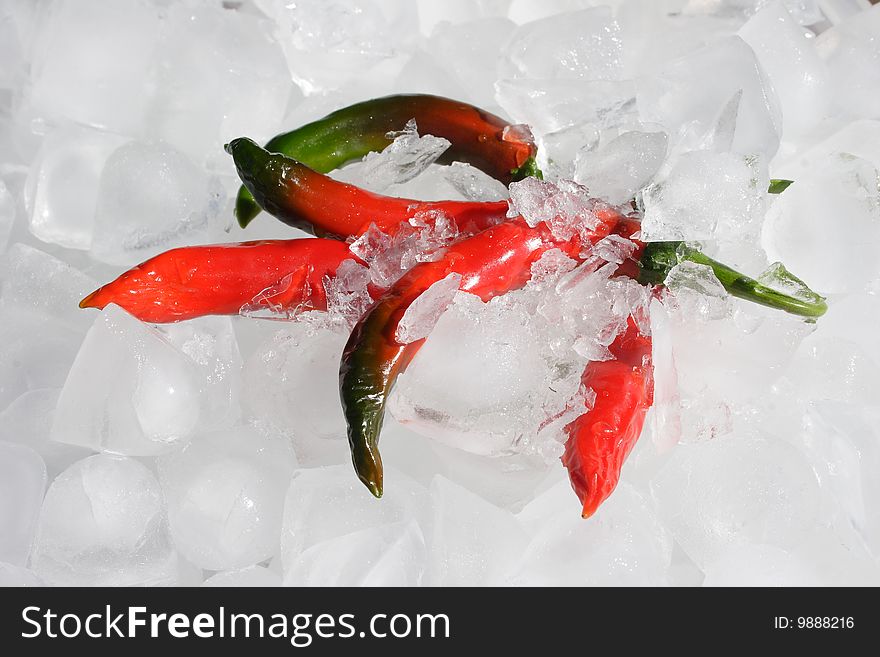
[738,1,830,139]
[640,151,769,265]
[495,78,637,137]
[510,478,672,586]
[158,425,297,571]
[147,3,292,167]
[283,520,426,586]
[762,153,880,294]
[501,8,623,82]
[90,141,226,266]
[0,442,46,566]
[242,323,349,465]
[26,0,162,135]
[0,563,44,587]
[650,435,822,568]
[389,291,576,458]
[52,305,202,456]
[702,544,825,586]
[426,18,516,109]
[202,565,281,588]
[416,0,511,34]
[280,465,428,569]
[157,317,243,432]
[31,454,178,586]
[259,0,418,95]
[395,273,461,344]
[0,242,97,332]
[0,307,84,411]
[442,162,509,201]
[23,125,128,250]
[0,180,13,251]
[424,476,528,586]
[636,36,782,157]
[818,5,880,120]
[0,388,90,480]
[574,130,668,204]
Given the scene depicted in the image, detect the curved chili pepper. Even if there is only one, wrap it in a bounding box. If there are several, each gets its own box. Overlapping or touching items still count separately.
[227,138,510,240]
[340,212,621,497]
[561,317,653,518]
[235,94,541,227]
[79,239,359,323]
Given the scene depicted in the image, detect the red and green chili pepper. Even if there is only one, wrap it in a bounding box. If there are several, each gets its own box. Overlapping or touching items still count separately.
[227,137,510,240]
[234,94,540,228]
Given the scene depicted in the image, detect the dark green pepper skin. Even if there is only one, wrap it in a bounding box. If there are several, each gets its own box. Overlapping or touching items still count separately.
[234,94,540,227]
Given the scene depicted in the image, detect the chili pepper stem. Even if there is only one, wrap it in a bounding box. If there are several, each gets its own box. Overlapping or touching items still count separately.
[638,241,828,319]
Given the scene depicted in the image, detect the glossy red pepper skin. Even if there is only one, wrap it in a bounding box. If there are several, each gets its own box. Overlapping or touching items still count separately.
[340,213,620,497]
[227,137,510,240]
[235,93,540,227]
[79,239,359,323]
[561,318,654,518]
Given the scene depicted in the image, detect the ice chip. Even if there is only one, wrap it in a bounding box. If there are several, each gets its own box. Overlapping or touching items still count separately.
[0,442,46,566]
[24,125,128,250]
[574,130,668,205]
[90,141,225,266]
[664,261,730,320]
[322,259,375,328]
[342,120,451,193]
[52,305,202,456]
[31,454,178,586]
[442,162,509,201]
[158,426,297,571]
[507,177,601,242]
[395,273,461,344]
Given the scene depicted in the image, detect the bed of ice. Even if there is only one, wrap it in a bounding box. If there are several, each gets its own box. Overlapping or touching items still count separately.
[1,0,879,587]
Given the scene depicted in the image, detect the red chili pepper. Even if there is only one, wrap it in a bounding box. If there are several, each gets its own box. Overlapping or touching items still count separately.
[227,137,510,240]
[340,211,621,497]
[79,239,360,323]
[561,317,653,518]
[234,93,540,228]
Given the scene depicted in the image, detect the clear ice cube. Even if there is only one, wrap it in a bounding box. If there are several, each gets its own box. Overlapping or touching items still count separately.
[31,454,178,586]
[158,425,297,571]
[0,442,46,566]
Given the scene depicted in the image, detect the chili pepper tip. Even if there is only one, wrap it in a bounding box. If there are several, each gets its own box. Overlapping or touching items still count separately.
[79,290,99,309]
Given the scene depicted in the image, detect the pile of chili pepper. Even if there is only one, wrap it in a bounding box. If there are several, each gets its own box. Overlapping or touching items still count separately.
[80,93,827,518]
